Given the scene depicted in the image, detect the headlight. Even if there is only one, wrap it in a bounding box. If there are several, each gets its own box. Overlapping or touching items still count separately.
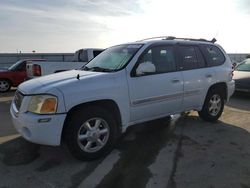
[28,95,58,114]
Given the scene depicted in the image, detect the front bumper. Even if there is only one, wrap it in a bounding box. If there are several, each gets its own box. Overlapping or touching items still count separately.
[10,102,66,146]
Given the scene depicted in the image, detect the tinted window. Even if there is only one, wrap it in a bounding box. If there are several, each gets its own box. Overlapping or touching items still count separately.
[137,46,176,74]
[8,60,26,71]
[179,46,198,70]
[179,46,205,70]
[201,45,225,66]
[8,60,23,71]
[195,47,206,68]
[17,62,26,71]
[93,50,103,57]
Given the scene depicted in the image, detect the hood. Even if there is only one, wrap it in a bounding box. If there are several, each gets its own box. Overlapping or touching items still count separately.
[18,70,104,94]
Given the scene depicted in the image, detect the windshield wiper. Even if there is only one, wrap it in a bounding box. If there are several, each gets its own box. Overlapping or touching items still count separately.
[82,66,113,72]
[81,66,90,71]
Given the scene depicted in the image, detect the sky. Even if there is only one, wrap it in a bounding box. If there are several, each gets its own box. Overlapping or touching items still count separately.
[0,0,250,53]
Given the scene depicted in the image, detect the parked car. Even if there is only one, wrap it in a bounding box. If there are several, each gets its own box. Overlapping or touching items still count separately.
[233,58,250,93]
[26,48,103,79]
[0,59,45,92]
[10,37,234,160]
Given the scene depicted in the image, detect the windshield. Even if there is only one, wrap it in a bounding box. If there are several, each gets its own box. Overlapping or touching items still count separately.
[83,44,142,72]
[8,60,23,71]
[236,60,250,72]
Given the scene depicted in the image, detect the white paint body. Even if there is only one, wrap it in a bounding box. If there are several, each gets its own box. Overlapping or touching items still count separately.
[10,40,235,146]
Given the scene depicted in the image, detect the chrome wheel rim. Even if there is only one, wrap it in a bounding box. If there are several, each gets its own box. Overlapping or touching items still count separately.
[77,118,110,153]
[0,80,9,92]
[208,94,222,116]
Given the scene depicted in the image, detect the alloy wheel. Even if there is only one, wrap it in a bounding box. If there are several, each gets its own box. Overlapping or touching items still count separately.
[77,118,110,153]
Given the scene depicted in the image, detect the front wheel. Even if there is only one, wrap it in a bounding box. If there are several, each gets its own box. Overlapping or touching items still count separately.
[198,89,224,122]
[0,79,11,92]
[65,106,118,160]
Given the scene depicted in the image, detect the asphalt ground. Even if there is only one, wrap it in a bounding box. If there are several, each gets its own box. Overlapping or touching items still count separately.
[0,91,250,188]
[0,90,17,138]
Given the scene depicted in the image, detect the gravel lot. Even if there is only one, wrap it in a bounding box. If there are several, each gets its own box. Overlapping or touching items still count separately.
[0,91,249,188]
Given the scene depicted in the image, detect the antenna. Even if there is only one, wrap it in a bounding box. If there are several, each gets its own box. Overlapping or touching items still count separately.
[211,38,217,43]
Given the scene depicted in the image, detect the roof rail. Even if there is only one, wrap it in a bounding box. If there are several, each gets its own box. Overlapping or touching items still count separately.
[137,36,217,43]
[136,36,173,42]
[165,37,217,43]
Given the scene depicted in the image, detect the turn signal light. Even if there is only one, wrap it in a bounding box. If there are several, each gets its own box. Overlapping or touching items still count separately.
[40,98,57,113]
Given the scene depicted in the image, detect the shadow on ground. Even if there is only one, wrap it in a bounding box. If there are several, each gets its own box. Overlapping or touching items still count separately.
[0,116,177,188]
[0,111,250,188]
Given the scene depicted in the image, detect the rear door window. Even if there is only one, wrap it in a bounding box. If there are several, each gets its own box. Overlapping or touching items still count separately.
[179,46,205,70]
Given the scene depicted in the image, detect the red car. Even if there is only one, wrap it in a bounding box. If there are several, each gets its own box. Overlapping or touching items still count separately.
[0,59,45,92]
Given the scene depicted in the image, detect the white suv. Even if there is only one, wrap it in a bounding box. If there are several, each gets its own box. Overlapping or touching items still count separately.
[10,37,235,160]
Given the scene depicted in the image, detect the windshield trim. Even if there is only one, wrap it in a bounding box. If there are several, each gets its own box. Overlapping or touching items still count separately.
[83,43,144,72]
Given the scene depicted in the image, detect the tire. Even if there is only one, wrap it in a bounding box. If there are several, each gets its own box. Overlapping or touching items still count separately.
[0,79,11,92]
[65,106,118,160]
[198,89,224,122]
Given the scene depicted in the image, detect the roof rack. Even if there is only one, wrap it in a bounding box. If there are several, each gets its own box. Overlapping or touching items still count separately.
[137,36,217,43]
[136,36,172,42]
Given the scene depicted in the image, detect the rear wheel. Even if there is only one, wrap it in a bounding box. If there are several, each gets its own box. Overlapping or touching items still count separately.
[0,79,11,92]
[65,106,118,160]
[198,89,224,122]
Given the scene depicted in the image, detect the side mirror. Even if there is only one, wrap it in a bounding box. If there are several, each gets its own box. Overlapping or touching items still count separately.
[136,61,156,76]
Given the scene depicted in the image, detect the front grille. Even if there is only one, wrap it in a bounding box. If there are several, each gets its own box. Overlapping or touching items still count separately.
[14,90,24,111]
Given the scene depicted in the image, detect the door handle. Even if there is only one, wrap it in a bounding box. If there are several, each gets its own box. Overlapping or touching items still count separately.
[205,74,212,78]
[171,79,180,83]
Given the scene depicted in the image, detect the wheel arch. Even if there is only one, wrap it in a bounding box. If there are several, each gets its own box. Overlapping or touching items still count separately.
[198,82,227,122]
[61,99,122,142]
[206,82,228,101]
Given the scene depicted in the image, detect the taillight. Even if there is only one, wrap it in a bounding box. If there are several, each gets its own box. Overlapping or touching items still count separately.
[231,65,234,79]
[33,64,41,76]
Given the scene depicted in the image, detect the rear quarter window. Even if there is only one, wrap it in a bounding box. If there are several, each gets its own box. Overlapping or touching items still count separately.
[201,45,225,67]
